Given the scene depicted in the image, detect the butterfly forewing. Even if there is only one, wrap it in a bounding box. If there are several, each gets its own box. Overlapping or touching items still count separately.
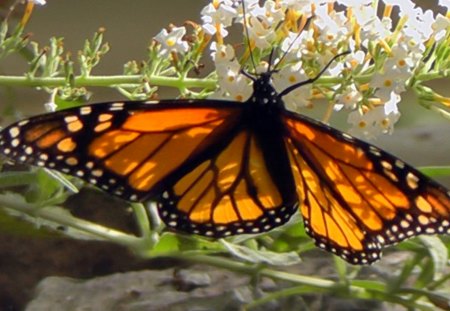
[0,100,243,201]
[282,110,450,264]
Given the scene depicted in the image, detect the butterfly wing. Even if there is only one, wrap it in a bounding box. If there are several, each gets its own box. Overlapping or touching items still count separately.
[0,100,243,201]
[282,110,450,264]
[0,100,297,236]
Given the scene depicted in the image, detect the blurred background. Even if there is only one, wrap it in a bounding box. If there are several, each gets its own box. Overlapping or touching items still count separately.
[1,0,208,112]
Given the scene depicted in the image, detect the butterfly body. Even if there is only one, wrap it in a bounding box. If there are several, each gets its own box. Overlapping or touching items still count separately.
[1,72,450,264]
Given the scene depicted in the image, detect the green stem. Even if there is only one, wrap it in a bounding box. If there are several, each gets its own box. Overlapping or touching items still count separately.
[0,193,142,247]
[416,69,450,82]
[0,171,38,188]
[172,254,435,310]
[0,74,217,89]
[0,72,419,90]
[178,253,337,288]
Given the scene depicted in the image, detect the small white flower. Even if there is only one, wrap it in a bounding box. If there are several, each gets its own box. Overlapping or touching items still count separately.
[432,14,450,42]
[210,42,236,63]
[232,0,259,24]
[213,72,253,102]
[372,58,410,102]
[400,5,435,42]
[313,5,350,47]
[347,95,400,139]
[211,54,252,102]
[279,30,313,63]
[201,1,237,37]
[359,17,393,46]
[375,110,401,136]
[246,16,277,49]
[203,23,229,37]
[351,2,377,26]
[334,84,363,110]
[348,109,381,139]
[384,44,417,74]
[273,62,312,109]
[227,75,253,102]
[154,26,189,56]
[251,1,284,28]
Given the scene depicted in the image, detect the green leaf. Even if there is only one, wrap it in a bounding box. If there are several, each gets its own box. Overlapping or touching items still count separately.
[151,232,180,254]
[43,168,79,194]
[24,168,63,203]
[418,235,448,277]
[419,166,450,178]
[54,91,88,110]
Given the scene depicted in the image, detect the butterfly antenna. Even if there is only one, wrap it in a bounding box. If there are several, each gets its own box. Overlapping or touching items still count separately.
[273,15,315,71]
[241,0,257,74]
[267,48,276,72]
[278,51,350,98]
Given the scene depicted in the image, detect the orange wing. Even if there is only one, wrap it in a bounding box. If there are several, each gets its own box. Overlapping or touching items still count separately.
[282,111,450,264]
[156,128,297,237]
[0,100,242,201]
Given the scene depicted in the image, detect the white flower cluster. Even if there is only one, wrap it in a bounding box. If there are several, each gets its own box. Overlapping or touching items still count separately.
[154,0,449,139]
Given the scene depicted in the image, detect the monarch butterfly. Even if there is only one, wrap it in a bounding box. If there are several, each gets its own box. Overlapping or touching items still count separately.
[1,8,450,265]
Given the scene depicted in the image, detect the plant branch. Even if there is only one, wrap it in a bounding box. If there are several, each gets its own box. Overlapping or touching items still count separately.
[0,74,218,89]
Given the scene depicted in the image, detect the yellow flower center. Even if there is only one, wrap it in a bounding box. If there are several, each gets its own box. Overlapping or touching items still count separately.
[166,39,176,47]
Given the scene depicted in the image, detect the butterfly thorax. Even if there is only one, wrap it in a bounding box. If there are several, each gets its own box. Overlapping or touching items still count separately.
[241,72,289,135]
[247,73,283,110]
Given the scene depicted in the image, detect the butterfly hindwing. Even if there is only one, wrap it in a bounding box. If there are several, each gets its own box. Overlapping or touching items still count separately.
[282,111,450,264]
[157,115,298,237]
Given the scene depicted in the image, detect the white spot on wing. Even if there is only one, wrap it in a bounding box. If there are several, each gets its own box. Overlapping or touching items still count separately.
[9,127,20,138]
[80,106,92,115]
[64,115,79,123]
[11,139,20,147]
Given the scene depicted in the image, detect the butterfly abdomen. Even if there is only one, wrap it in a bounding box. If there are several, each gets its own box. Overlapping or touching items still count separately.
[243,103,298,206]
